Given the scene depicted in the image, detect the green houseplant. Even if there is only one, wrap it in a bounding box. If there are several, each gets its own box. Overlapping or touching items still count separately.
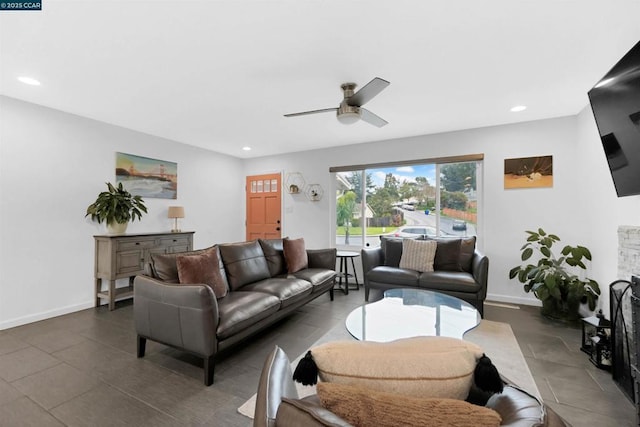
[86,182,147,234]
[508,228,600,321]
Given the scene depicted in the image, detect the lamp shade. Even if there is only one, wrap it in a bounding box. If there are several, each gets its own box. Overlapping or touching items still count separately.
[167,206,185,219]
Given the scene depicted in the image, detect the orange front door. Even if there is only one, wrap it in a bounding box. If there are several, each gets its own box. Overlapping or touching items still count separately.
[246,173,282,241]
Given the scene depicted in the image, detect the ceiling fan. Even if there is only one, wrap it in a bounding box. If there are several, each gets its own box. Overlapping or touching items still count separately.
[284,77,390,127]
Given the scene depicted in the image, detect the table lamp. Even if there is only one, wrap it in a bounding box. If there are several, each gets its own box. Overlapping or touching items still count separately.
[168,206,185,232]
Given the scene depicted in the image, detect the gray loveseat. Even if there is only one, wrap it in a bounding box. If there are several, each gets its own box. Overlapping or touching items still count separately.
[362,236,489,316]
[134,238,336,385]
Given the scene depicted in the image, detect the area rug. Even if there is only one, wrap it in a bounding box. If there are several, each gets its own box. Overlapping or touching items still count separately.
[237,319,538,419]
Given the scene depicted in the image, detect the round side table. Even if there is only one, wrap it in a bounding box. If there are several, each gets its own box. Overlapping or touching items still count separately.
[335,250,360,295]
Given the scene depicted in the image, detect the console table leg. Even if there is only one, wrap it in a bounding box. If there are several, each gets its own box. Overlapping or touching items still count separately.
[108,280,116,311]
[95,278,102,307]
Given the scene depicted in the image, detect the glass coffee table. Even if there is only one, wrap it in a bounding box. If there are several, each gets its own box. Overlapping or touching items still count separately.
[345,288,480,342]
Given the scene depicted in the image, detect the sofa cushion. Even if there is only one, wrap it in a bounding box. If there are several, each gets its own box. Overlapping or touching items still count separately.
[310,336,483,400]
[150,246,230,291]
[433,238,462,271]
[418,271,482,293]
[283,238,309,273]
[240,278,313,308]
[216,291,281,339]
[176,248,228,299]
[399,239,437,272]
[292,268,337,291]
[219,241,271,291]
[317,382,502,427]
[380,236,404,268]
[150,246,211,283]
[259,238,287,277]
[367,266,420,286]
[460,236,477,273]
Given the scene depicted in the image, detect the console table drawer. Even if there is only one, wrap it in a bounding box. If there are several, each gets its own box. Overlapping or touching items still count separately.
[169,245,191,253]
[159,237,191,248]
[117,239,156,251]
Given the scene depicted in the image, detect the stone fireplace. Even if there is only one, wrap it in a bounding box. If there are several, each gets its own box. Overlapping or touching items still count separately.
[613,226,640,404]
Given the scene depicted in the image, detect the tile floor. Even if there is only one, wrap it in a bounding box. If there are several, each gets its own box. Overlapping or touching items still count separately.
[0,289,636,426]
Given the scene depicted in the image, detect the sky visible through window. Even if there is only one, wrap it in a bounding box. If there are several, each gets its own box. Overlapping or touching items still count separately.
[367,164,437,187]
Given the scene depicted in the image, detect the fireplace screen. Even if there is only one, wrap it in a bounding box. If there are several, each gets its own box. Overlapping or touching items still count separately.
[611,279,635,402]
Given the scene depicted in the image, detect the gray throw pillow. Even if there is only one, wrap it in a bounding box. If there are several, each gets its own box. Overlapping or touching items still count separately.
[433,239,462,271]
[381,236,404,268]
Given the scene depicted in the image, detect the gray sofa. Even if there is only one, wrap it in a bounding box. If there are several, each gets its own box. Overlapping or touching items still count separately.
[253,345,568,427]
[134,238,336,385]
[362,236,489,316]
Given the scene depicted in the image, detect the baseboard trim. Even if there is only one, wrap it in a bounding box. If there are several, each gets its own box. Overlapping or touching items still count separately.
[486,293,542,307]
[0,301,94,330]
[485,301,521,309]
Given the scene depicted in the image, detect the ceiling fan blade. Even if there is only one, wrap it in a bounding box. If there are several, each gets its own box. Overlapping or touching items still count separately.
[284,108,337,117]
[360,108,388,128]
[347,77,390,107]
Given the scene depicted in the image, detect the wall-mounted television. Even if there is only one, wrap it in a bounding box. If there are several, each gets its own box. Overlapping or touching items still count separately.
[588,40,640,197]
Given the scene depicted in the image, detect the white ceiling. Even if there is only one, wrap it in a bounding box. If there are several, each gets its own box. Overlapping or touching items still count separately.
[2,1,640,159]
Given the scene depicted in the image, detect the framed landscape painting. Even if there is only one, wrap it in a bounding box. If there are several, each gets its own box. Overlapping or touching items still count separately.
[115,152,178,199]
[504,155,553,189]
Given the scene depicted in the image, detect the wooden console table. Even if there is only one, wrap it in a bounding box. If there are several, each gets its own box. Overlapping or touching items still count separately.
[94,231,194,310]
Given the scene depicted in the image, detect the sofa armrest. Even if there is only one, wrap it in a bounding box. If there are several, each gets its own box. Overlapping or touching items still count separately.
[254,346,299,427]
[361,247,383,276]
[472,250,489,300]
[307,248,337,271]
[134,275,219,357]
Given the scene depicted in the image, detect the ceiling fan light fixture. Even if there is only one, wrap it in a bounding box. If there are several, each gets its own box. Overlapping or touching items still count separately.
[337,103,361,125]
[337,110,360,125]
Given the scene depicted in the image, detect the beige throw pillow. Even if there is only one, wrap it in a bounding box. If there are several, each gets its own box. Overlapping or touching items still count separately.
[317,382,502,427]
[311,336,483,400]
[399,239,437,272]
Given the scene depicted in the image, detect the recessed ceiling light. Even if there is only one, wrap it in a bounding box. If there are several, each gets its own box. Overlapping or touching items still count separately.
[17,76,41,86]
[510,105,527,112]
[242,146,252,151]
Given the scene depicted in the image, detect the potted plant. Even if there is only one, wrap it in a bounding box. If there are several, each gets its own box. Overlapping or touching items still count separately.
[86,182,147,234]
[509,228,600,321]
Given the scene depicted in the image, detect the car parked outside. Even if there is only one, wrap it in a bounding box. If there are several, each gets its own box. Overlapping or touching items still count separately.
[393,226,437,237]
[452,220,467,231]
[401,204,415,211]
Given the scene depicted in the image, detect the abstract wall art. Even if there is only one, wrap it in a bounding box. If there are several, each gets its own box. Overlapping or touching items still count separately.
[504,155,553,189]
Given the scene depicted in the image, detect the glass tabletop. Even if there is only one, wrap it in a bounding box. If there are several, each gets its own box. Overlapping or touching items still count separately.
[345,288,480,342]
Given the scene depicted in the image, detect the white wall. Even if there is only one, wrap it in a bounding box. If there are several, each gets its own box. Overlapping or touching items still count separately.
[3,94,638,328]
[0,96,245,329]
[245,112,640,310]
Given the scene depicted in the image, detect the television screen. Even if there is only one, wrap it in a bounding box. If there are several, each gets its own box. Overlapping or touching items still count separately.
[588,40,640,197]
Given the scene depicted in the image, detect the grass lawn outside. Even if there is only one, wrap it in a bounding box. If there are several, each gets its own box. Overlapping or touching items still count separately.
[336,226,398,236]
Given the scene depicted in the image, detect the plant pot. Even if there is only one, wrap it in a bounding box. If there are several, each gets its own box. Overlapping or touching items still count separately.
[106,221,128,234]
[540,297,581,322]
